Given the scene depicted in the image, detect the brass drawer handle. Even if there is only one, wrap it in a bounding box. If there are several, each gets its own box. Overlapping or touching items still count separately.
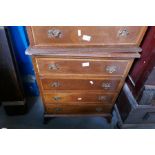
[106,65,117,74]
[102,83,111,89]
[96,107,103,112]
[48,63,59,70]
[98,96,108,101]
[48,29,62,38]
[54,107,63,112]
[50,81,60,87]
[118,28,129,37]
[53,96,62,101]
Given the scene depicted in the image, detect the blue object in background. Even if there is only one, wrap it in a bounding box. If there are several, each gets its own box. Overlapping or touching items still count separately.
[8,26,39,96]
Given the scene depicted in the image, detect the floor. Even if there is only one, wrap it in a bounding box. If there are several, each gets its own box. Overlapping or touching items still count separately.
[0,97,118,129]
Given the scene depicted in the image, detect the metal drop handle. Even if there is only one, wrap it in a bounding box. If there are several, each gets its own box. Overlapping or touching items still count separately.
[118,28,129,37]
[48,29,62,38]
[48,63,59,70]
[53,96,61,101]
[50,81,60,87]
[98,96,107,101]
[102,83,111,89]
[106,65,117,73]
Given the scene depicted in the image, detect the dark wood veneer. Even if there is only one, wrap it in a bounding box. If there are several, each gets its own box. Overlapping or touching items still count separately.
[26,26,147,123]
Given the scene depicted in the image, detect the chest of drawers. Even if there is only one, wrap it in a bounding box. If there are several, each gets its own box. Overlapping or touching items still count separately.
[26,26,147,123]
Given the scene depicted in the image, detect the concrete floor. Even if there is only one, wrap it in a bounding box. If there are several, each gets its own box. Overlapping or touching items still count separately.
[0,97,118,129]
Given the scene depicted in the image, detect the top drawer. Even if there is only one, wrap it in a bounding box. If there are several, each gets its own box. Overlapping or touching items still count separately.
[27,26,147,47]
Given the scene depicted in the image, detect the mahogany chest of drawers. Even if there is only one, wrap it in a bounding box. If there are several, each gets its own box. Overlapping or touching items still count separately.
[26,26,147,123]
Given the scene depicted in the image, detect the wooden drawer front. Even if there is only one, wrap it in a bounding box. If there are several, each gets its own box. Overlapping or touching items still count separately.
[41,78,122,92]
[45,104,113,114]
[43,92,117,105]
[28,26,147,47]
[36,58,130,76]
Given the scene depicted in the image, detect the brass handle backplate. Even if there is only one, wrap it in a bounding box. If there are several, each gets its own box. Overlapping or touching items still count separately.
[48,63,59,70]
[98,96,108,101]
[53,96,62,101]
[118,28,129,37]
[50,81,60,87]
[106,66,117,74]
[102,83,111,89]
[48,29,62,38]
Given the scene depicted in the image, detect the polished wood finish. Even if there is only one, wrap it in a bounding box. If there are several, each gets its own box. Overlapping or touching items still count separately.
[26,46,142,56]
[35,57,133,77]
[45,104,113,115]
[27,26,147,47]
[43,91,117,105]
[26,26,147,121]
[41,77,122,91]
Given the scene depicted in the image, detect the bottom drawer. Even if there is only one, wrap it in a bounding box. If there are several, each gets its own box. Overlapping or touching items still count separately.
[45,104,113,115]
